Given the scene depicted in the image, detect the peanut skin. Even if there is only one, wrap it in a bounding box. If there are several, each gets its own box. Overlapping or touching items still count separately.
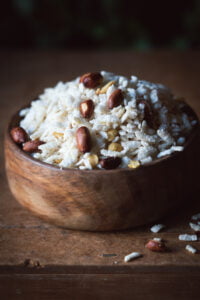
[79,72,103,89]
[137,99,157,129]
[76,126,91,153]
[99,157,121,169]
[145,240,166,252]
[107,89,124,109]
[23,140,44,153]
[80,99,94,118]
[10,127,29,144]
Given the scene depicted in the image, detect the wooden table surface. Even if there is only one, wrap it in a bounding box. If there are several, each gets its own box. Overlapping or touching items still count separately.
[0,50,200,300]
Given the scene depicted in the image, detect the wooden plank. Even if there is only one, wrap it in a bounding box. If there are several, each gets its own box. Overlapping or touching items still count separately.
[0,228,200,268]
[0,50,200,298]
[1,273,200,300]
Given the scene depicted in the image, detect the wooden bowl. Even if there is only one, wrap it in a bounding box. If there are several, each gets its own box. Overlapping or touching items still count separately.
[4,108,200,231]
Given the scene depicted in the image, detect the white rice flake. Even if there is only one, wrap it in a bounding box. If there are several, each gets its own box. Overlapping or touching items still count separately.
[150,89,159,103]
[18,71,197,169]
[178,234,198,241]
[185,245,197,254]
[124,252,142,262]
[19,108,30,117]
[189,222,200,232]
[140,156,153,164]
[150,224,165,233]
[177,137,185,145]
[100,149,127,158]
[191,213,200,221]
[153,237,162,242]
[191,120,198,126]
[130,75,138,84]
[157,146,183,158]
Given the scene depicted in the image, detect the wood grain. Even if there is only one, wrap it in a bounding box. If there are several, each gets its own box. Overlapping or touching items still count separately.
[4,108,200,231]
[1,273,200,300]
[1,51,200,299]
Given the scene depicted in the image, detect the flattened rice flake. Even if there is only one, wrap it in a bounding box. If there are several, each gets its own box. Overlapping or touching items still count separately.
[19,71,198,169]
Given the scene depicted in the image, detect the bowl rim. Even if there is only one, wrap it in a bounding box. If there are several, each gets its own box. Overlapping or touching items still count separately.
[5,104,200,174]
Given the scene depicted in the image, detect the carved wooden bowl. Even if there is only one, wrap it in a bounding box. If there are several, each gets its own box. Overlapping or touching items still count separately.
[4,108,200,231]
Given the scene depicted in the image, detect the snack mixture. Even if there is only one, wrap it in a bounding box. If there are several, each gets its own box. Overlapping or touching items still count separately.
[11,71,198,170]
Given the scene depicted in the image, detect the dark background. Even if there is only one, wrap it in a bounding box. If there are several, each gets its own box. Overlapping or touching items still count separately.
[1,0,200,50]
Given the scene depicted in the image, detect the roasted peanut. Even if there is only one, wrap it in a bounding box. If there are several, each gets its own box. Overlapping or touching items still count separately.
[107,89,124,109]
[23,140,44,153]
[10,127,29,144]
[76,126,91,153]
[80,99,94,118]
[108,142,123,152]
[79,72,103,89]
[107,129,118,142]
[99,157,121,169]
[53,132,64,138]
[88,154,99,168]
[53,159,62,164]
[96,81,115,95]
[137,99,157,129]
[145,240,166,252]
[128,160,140,169]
